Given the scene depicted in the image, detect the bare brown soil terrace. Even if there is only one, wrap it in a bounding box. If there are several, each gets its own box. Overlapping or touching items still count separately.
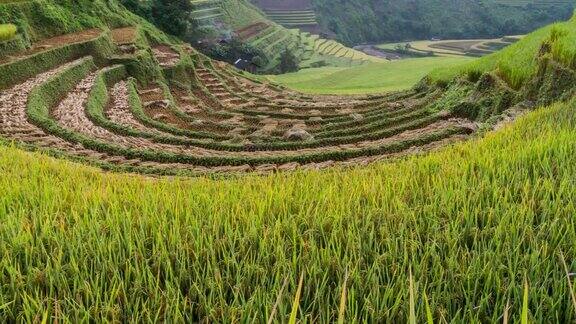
[0,28,478,175]
[236,22,271,40]
[111,26,137,45]
[0,29,101,65]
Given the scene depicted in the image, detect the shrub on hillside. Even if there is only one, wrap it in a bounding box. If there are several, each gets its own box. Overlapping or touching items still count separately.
[199,37,262,68]
[0,24,17,42]
[279,47,299,73]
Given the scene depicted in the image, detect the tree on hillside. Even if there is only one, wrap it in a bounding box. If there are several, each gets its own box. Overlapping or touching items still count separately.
[279,47,299,74]
[121,0,197,38]
[120,0,152,20]
[150,0,194,37]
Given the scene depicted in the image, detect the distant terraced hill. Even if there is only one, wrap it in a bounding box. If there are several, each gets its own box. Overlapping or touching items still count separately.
[219,0,382,72]
[378,35,524,58]
[311,0,575,45]
[251,0,320,33]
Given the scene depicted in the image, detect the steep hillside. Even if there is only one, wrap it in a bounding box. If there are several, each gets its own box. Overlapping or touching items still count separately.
[116,0,380,72]
[218,0,382,72]
[0,1,576,322]
[310,0,574,45]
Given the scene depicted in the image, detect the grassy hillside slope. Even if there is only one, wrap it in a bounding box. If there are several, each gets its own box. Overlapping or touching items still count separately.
[312,0,574,45]
[430,14,576,89]
[269,56,472,94]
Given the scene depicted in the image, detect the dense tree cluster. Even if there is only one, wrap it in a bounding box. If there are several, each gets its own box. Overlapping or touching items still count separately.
[120,0,194,38]
[201,38,263,66]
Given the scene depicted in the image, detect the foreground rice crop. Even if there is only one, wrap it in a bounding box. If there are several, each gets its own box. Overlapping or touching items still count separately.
[0,96,575,322]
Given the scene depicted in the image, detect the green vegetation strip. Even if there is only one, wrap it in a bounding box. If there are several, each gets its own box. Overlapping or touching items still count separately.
[0,31,113,90]
[314,107,433,139]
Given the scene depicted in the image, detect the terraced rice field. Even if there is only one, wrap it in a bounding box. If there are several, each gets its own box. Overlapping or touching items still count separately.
[0,28,477,175]
[312,37,382,63]
[378,36,524,57]
[243,25,382,70]
[191,0,224,25]
[228,0,382,71]
[253,0,319,29]
[264,9,318,28]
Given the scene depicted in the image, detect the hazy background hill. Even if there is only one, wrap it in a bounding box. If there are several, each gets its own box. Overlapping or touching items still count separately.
[257,0,575,45]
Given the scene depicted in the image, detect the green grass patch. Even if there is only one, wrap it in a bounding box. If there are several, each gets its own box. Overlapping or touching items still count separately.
[0,23,16,41]
[269,56,473,94]
[429,16,576,89]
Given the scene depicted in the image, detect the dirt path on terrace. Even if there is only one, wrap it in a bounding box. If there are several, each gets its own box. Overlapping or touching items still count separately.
[0,29,101,65]
[152,45,180,67]
[236,22,270,40]
[111,27,137,45]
